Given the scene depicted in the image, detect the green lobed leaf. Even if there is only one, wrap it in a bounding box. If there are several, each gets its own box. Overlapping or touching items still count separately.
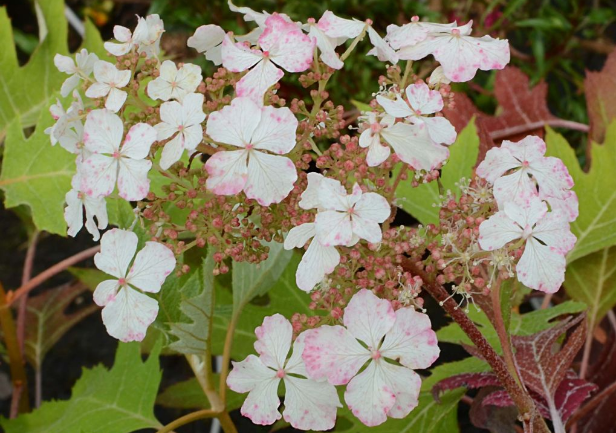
[565,246,616,330]
[0,342,162,433]
[395,118,480,224]
[168,253,216,354]
[212,253,312,359]
[231,240,294,312]
[0,109,76,235]
[545,123,616,262]
[157,375,244,411]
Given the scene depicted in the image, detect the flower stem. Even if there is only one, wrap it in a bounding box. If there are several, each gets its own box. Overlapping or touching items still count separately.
[8,246,100,307]
[401,259,550,433]
[0,282,30,416]
[155,409,218,433]
[219,312,240,404]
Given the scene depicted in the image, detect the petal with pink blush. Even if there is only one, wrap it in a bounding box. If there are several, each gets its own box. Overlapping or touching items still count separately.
[236,59,284,104]
[302,325,369,385]
[83,109,123,154]
[317,11,364,40]
[254,314,293,370]
[343,289,395,348]
[543,190,578,222]
[80,154,117,198]
[366,27,398,64]
[227,355,281,426]
[263,21,314,72]
[315,210,353,247]
[117,157,152,201]
[351,215,383,244]
[492,168,537,207]
[101,286,159,342]
[405,82,443,115]
[94,229,138,279]
[126,241,176,293]
[422,116,457,145]
[382,123,449,171]
[295,238,340,292]
[528,156,574,198]
[516,238,566,293]
[376,95,413,118]
[122,123,157,159]
[373,361,422,419]
[532,212,576,255]
[380,308,440,369]
[244,151,297,206]
[501,136,546,162]
[478,211,522,251]
[283,375,341,431]
[220,35,263,72]
[205,150,249,196]
[251,105,297,154]
[93,279,120,307]
[476,146,523,183]
[343,361,395,427]
[285,332,308,377]
[206,97,260,148]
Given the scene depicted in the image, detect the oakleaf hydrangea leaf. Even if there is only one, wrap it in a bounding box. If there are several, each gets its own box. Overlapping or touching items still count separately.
[0,342,162,433]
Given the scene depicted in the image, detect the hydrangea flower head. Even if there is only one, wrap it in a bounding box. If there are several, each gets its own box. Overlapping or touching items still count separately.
[221,13,315,103]
[476,135,576,220]
[54,49,98,97]
[147,60,202,102]
[80,109,156,201]
[227,314,341,430]
[93,229,176,342]
[154,93,206,169]
[478,193,576,293]
[85,61,131,112]
[204,97,298,206]
[397,21,510,82]
[303,289,440,426]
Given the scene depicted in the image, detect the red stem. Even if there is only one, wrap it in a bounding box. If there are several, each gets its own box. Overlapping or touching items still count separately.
[17,231,39,357]
[401,259,549,433]
[8,246,100,307]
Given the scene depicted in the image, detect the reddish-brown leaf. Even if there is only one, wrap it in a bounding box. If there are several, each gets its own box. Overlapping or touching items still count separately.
[470,387,519,433]
[585,50,616,143]
[512,313,587,399]
[443,66,560,162]
[432,371,501,402]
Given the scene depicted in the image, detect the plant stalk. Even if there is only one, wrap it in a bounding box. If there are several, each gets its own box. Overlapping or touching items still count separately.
[401,259,550,433]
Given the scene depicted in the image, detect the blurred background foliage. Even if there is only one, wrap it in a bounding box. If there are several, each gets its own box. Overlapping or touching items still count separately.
[5,0,616,140]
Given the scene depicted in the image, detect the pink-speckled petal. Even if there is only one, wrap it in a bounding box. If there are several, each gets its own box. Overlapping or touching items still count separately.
[80,154,117,198]
[220,34,262,72]
[422,116,457,145]
[244,151,297,206]
[93,279,120,307]
[251,105,298,154]
[83,109,123,154]
[532,212,576,255]
[302,325,369,385]
[117,157,152,201]
[101,286,159,342]
[517,238,566,293]
[380,308,440,369]
[478,211,522,251]
[236,59,284,105]
[492,169,537,208]
[315,210,353,247]
[94,229,138,279]
[366,27,398,64]
[122,123,157,159]
[382,122,449,171]
[317,11,364,40]
[254,314,293,370]
[542,190,578,222]
[260,16,314,73]
[205,150,249,196]
[343,361,392,427]
[376,94,413,118]
[283,375,341,431]
[501,135,546,162]
[126,242,176,293]
[343,289,395,348]
[476,146,521,183]
[529,156,574,198]
[206,97,260,148]
[405,82,443,115]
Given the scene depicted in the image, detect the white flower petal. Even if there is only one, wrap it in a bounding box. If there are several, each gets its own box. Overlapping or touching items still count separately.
[80,154,117,198]
[343,289,395,348]
[60,74,81,98]
[382,122,449,171]
[206,97,261,148]
[65,189,84,238]
[302,325,369,385]
[380,308,440,369]
[262,15,314,73]
[317,11,365,40]
[251,105,297,154]
[122,123,157,159]
[309,26,343,70]
[476,146,523,183]
[405,82,443,115]
[422,116,457,145]
[85,82,110,98]
[366,27,398,64]
[101,286,159,342]
[126,241,176,293]
[93,279,120,307]
[83,109,123,154]
[344,361,395,427]
[517,238,566,293]
[532,212,576,255]
[205,150,249,195]
[220,35,263,72]
[160,134,184,170]
[284,223,316,250]
[315,210,353,247]
[187,24,225,55]
[493,169,537,207]
[478,211,522,251]
[254,314,292,370]
[295,238,340,292]
[117,157,152,201]
[244,151,297,206]
[283,375,341,431]
[94,229,138,279]
[376,95,413,118]
[105,88,128,112]
[236,59,284,104]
